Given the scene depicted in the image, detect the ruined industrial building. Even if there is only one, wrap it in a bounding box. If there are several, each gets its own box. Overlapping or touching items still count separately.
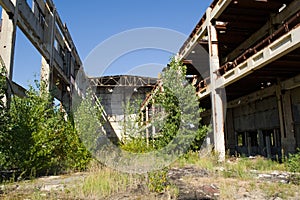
[1,0,300,161]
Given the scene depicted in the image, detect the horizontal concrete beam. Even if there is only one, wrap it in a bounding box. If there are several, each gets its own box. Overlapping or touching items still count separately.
[226,0,300,62]
[217,26,300,88]
[0,0,15,16]
[11,81,26,97]
[178,0,232,59]
[198,26,300,99]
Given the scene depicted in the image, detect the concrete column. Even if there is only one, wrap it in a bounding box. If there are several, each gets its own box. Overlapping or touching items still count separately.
[258,130,264,154]
[281,90,296,155]
[275,84,285,143]
[140,111,144,127]
[146,106,149,147]
[207,8,226,161]
[266,135,271,159]
[0,0,18,105]
[152,100,156,147]
[41,7,56,92]
[247,133,252,156]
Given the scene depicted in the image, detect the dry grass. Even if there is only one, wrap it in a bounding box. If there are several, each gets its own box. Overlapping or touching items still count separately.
[1,151,299,199]
[74,162,145,199]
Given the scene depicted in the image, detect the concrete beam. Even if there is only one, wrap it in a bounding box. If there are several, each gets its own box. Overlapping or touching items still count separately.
[217,26,300,89]
[281,73,300,90]
[0,0,18,106]
[178,0,232,60]
[199,26,300,99]
[0,0,15,16]
[226,0,300,62]
[17,0,47,56]
[0,0,84,109]
[11,81,26,97]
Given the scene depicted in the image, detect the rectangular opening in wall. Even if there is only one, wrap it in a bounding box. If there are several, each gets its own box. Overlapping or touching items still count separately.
[26,0,33,9]
[237,132,246,147]
[248,131,258,147]
[253,53,263,63]
[238,62,248,71]
[13,28,42,90]
[263,129,281,147]
[270,35,292,53]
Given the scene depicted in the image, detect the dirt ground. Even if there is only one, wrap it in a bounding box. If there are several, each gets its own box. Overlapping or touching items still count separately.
[1,165,299,200]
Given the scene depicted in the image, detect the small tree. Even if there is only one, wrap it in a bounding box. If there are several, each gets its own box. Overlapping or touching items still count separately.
[121,58,209,152]
[152,58,209,151]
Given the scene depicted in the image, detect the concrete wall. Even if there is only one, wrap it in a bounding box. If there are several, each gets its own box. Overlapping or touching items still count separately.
[225,83,300,158]
[95,86,153,138]
[291,87,300,149]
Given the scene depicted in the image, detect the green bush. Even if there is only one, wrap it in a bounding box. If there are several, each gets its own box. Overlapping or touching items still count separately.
[0,65,10,169]
[0,77,91,178]
[148,168,169,193]
[120,138,154,153]
[287,148,300,173]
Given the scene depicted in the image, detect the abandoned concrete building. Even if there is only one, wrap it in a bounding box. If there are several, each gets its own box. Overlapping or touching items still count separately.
[89,75,157,141]
[0,0,82,111]
[1,0,300,161]
[175,0,300,159]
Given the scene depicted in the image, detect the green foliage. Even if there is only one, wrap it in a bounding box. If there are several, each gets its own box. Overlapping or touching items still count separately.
[148,168,169,193]
[0,65,9,168]
[120,138,154,153]
[152,58,209,150]
[82,163,144,198]
[121,99,143,140]
[119,58,209,193]
[121,58,208,153]
[0,79,90,178]
[287,148,300,173]
[73,91,103,154]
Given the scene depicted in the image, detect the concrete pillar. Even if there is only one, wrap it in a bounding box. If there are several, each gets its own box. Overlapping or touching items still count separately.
[247,133,252,156]
[258,130,264,154]
[266,135,271,159]
[207,8,226,161]
[41,57,52,90]
[276,84,285,146]
[140,111,144,127]
[152,100,156,147]
[281,90,296,155]
[0,0,18,105]
[146,106,149,147]
[41,7,56,92]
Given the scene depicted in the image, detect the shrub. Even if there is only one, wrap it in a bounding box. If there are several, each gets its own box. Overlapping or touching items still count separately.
[287,148,300,173]
[0,79,91,178]
[0,64,10,169]
[148,168,169,193]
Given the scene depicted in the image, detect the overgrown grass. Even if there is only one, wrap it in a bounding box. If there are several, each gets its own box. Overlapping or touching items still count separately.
[174,149,219,171]
[2,149,299,199]
[218,178,299,199]
[177,151,299,199]
[174,151,287,179]
[79,162,144,199]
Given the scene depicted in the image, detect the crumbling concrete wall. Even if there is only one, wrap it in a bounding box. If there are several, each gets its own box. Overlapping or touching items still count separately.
[224,84,300,158]
[95,86,153,138]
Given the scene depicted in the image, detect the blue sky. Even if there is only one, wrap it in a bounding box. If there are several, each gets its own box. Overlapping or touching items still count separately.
[3,0,211,88]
